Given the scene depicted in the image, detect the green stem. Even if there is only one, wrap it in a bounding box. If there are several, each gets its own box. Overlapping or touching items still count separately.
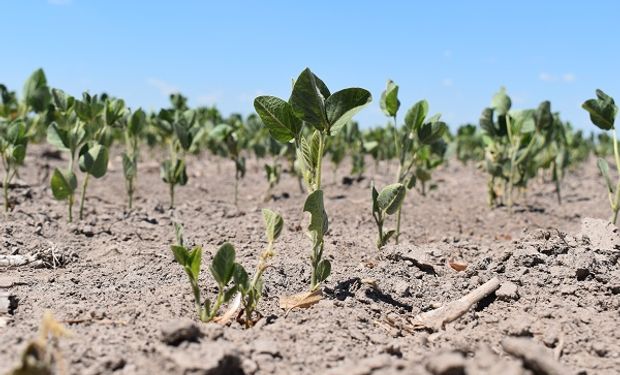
[79,174,90,220]
[68,194,74,223]
[169,183,175,209]
[127,179,134,210]
[610,129,620,224]
[234,174,239,207]
[189,279,203,321]
[315,132,325,191]
[3,166,11,212]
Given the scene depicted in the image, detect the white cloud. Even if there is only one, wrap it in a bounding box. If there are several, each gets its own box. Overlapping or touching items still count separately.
[48,0,72,5]
[539,72,554,82]
[146,78,179,96]
[442,78,453,87]
[562,73,576,82]
[539,72,576,83]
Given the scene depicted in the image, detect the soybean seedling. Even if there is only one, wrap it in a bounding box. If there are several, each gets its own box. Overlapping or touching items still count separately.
[380,80,448,244]
[582,89,620,223]
[0,69,51,212]
[171,223,239,322]
[210,119,247,206]
[155,97,198,208]
[233,209,283,327]
[263,161,281,201]
[480,88,555,208]
[254,67,371,293]
[122,108,146,209]
[371,182,406,249]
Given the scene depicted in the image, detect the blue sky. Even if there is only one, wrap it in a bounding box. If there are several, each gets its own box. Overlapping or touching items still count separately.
[3,1,619,130]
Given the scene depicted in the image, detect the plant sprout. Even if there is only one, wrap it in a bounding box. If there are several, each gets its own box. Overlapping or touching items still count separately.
[155,96,198,208]
[380,80,447,244]
[0,69,51,212]
[582,89,620,223]
[371,183,406,249]
[171,223,239,322]
[122,108,146,209]
[254,67,371,291]
[233,209,283,327]
[210,120,246,206]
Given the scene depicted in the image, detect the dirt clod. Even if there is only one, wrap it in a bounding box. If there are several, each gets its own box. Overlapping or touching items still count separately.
[161,319,203,346]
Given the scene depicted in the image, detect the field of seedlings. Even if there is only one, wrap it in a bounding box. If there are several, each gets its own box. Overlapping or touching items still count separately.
[1,68,619,375]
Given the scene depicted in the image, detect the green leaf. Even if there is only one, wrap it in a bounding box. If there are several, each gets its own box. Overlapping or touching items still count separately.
[210,123,234,141]
[377,183,406,215]
[315,259,331,284]
[11,145,26,164]
[233,263,250,292]
[417,121,447,144]
[253,96,302,143]
[371,184,379,214]
[262,208,284,243]
[188,246,203,281]
[325,88,372,134]
[51,88,74,112]
[122,153,137,180]
[174,123,192,150]
[104,99,125,126]
[303,189,328,238]
[171,245,189,266]
[50,168,77,200]
[380,80,400,117]
[597,158,614,194]
[173,222,184,247]
[79,144,109,178]
[160,159,188,186]
[404,100,429,132]
[534,101,553,130]
[128,108,146,136]
[582,89,617,130]
[491,87,511,115]
[210,243,236,287]
[46,123,71,151]
[23,68,50,113]
[290,68,330,132]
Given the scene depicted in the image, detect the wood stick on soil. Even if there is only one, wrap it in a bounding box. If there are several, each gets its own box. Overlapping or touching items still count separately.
[0,254,37,267]
[502,337,571,375]
[410,277,500,331]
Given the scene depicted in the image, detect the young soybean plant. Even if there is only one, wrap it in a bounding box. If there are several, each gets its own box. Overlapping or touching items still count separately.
[210,120,247,206]
[371,182,406,249]
[155,104,198,208]
[122,108,146,209]
[582,89,620,223]
[171,224,239,323]
[0,70,51,212]
[380,80,448,244]
[233,209,283,327]
[254,68,371,294]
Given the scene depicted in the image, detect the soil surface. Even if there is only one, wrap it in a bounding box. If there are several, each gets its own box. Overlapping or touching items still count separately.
[1,144,619,375]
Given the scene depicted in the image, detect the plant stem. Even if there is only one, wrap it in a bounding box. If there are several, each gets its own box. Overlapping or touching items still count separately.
[610,129,620,224]
[315,132,325,190]
[169,183,175,209]
[78,174,90,220]
[3,167,10,212]
[127,179,133,210]
[234,175,239,207]
[395,198,403,245]
[189,279,203,321]
[68,194,74,223]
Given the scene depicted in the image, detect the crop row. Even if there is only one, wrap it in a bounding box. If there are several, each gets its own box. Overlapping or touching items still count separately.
[1,68,618,329]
